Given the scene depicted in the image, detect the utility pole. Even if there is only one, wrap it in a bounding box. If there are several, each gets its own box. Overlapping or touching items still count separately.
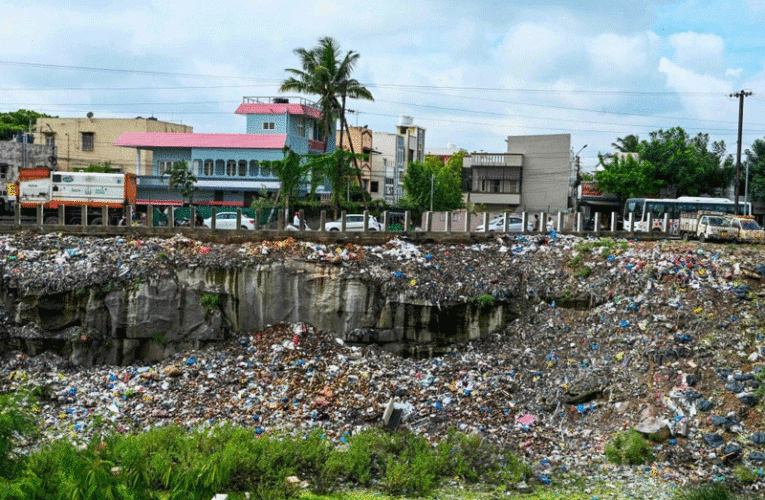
[731,90,753,215]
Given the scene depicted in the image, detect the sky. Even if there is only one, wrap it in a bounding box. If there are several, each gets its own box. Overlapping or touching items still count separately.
[2,0,764,171]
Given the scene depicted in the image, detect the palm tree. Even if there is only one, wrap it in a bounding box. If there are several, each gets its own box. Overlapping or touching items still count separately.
[611,134,641,153]
[280,37,374,213]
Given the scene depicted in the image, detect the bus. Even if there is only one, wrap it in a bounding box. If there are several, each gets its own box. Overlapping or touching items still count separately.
[623,196,752,233]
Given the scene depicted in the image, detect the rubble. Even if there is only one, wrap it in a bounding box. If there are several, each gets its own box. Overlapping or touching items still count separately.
[1,231,765,497]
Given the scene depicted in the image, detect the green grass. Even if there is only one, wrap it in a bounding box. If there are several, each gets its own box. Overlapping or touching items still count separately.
[200,293,221,315]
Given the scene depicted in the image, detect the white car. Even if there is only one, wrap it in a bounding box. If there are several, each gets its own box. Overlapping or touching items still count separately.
[203,211,256,229]
[476,215,526,232]
[325,214,382,232]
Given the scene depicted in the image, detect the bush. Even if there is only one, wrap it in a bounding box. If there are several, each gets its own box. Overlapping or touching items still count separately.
[200,293,221,315]
[605,430,653,465]
[0,391,39,480]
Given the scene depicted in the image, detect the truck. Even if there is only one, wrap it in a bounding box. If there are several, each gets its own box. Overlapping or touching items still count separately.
[678,212,736,242]
[15,169,137,225]
[730,216,765,243]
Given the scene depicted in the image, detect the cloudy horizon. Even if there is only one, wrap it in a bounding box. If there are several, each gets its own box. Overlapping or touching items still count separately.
[2,0,764,171]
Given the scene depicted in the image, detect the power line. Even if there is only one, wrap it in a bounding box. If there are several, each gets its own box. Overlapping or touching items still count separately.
[0,59,737,96]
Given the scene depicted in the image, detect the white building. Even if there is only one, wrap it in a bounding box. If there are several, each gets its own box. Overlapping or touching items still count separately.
[370,116,426,203]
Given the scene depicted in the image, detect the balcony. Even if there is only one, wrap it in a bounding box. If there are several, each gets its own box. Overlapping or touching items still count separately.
[469,153,523,167]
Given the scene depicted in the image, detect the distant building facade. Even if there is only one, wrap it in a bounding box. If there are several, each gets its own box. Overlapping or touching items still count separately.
[336,126,377,196]
[34,116,192,175]
[115,97,334,207]
[462,134,572,212]
[370,116,425,204]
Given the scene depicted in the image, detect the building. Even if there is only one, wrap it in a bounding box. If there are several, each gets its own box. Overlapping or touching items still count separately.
[34,115,192,175]
[336,126,378,196]
[370,116,426,203]
[0,134,55,210]
[462,134,572,212]
[114,97,334,207]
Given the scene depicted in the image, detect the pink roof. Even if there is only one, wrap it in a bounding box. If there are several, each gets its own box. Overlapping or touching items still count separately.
[114,132,286,149]
[235,103,322,119]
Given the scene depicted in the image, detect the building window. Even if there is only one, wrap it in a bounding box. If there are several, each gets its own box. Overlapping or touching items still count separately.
[44,134,55,147]
[158,161,173,176]
[193,159,202,175]
[493,180,501,193]
[204,159,213,176]
[295,118,305,137]
[226,160,236,176]
[263,122,275,130]
[249,160,259,176]
[81,132,94,151]
[370,181,379,193]
[238,160,247,176]
[215,160,224,176]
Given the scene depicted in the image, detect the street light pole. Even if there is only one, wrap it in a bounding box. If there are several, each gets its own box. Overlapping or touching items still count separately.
[572,145,587,213]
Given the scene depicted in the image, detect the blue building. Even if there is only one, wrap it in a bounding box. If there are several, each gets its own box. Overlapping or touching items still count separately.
[114,96,335,207]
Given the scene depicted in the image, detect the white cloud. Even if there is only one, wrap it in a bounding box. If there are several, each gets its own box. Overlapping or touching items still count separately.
[669,32,726,75]
[658,57,733,121]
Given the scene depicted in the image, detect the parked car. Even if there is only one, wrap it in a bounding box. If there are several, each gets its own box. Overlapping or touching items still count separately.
[325,214,381,232]
[203,211,256,229]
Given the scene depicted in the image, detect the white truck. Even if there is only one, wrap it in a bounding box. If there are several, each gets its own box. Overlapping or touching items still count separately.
[678,212,736,242]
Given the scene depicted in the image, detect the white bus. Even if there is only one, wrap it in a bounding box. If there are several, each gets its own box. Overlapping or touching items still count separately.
[623,196,752,233]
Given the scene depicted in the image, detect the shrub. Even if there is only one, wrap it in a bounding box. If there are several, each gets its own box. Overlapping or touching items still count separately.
[574,265,593,279]
[605,430,653,465]
[0,390,39,479]
[200,293,221,315]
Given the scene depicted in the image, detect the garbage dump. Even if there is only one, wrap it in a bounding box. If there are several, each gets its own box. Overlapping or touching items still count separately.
[2,231,765,497]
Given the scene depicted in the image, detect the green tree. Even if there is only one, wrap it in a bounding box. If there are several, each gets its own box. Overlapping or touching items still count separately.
[303,148,365,211]
[746,138,765,202]
[162,160,197,205]
[84,161,113,173]
[597,127,734,200]
[403,156,464,211]
[611,134,641,153]
[0,109,53,141]
[261,147,317,218]
[280,36,374,214]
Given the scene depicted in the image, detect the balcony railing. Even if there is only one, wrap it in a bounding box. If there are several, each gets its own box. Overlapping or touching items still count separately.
[469,154,523,167]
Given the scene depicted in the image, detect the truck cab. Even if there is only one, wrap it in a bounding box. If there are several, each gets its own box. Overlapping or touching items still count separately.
[731,216,764,243]
[679,211,735,242]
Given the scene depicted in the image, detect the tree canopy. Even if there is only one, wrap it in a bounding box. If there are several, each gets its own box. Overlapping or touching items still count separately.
[745,138,765,202]
[280,37,373,213]
[596,127,734,201]
[403,153,464,211]
[0,110,54,141]
[163,160,197,205]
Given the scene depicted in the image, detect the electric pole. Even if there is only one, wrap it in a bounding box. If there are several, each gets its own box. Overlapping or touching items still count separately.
[731,90,753,215]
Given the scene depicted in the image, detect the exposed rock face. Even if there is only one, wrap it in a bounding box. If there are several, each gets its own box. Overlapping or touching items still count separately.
[4,260,517,365]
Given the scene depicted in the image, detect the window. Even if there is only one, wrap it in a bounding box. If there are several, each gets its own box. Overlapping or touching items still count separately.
[238,160,247,177]
[81,132,94,151]
[158,161,173,175]
[215,159,225,176]
[44,134,55,147]
[249,160,259,176]
[263,122,275,130]
[204,159,213,176]
[226,160,236,176]
[370,181,379,193]
[193,159,202,175]
[295,118,305,137]
[493,180,501,193]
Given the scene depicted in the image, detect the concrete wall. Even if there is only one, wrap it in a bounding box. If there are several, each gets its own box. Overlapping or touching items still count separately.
[506,134,571,213]
[35,117,192,175]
